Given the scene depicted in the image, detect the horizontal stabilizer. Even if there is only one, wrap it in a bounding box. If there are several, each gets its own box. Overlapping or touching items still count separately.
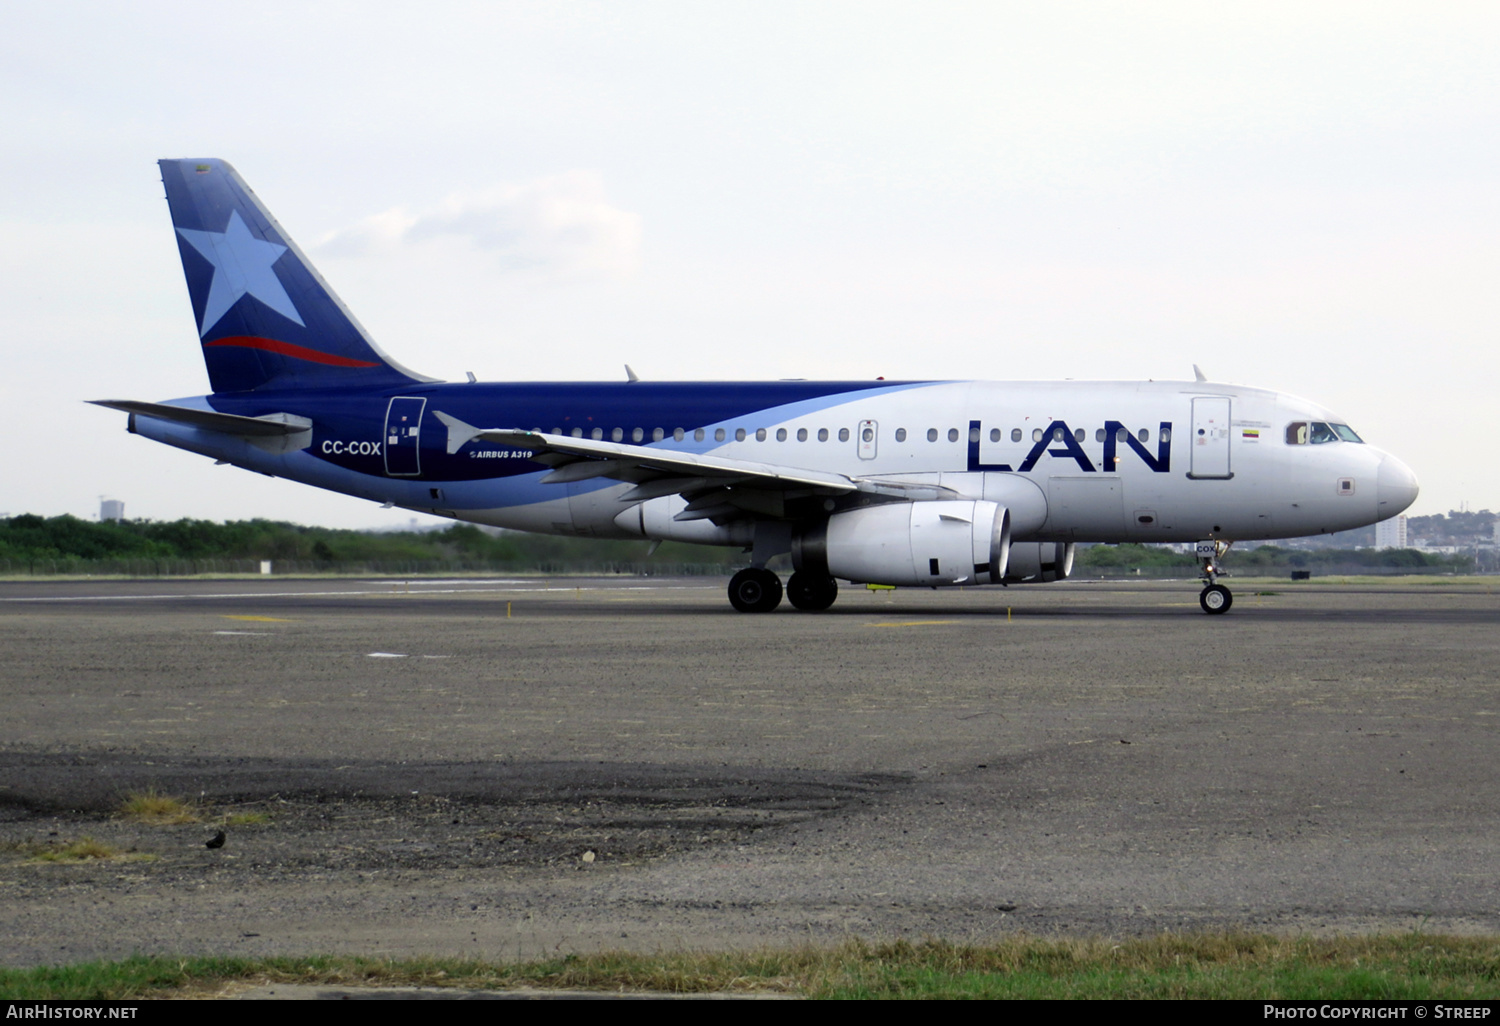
[90,400,311,437]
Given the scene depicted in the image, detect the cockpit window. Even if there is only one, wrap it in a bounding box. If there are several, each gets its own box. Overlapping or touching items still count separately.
[1286,421,1363,445]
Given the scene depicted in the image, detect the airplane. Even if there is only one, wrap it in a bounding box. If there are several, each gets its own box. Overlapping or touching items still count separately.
[92,159,1420,615]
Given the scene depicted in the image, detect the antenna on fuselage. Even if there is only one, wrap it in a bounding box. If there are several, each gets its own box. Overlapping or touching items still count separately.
[625,364,640,383]
[1193,364,1208,382]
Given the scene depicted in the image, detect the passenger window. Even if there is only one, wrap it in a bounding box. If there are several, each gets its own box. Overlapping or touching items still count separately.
[1073,428,1084,442]
[895,428,907,442]
[1053,427,1065,442]
[1285,422,1308,445]
[927,428,938,442]
[611,427,623,442]
[735,428,746,441]
[1095,428,1105,443]
[818,428,829,442]
[776,428,787,441]
[632,427,644,443]
[838,428,850,442]
[949,428,960,442]
[755,428,767,441]
[1011,428,1022,442]
[591,427,603,440]
[694,428,705,442]
[862,426,874,443]
[1032,428,1043,442]
[968,427,980,443]
[652,427,665,442]
[570,427,583,438]
[797,427,808,442]
[989,428,1000,442]
[715,428,726,442]
[1138,428,1149,442]
[1160,428,1170,444]
[673,428,685,442]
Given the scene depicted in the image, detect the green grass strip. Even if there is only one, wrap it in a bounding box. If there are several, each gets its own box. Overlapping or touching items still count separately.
[2,934,1498,1000]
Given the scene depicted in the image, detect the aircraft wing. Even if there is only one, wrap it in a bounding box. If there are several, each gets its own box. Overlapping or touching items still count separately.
[438,410,849,489]
[434,411,949,521]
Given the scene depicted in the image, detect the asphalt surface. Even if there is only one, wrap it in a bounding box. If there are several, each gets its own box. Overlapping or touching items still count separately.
[2,574,1498,967]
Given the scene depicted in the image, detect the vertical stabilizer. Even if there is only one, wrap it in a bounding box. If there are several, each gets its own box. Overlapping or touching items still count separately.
[159,158,432,394]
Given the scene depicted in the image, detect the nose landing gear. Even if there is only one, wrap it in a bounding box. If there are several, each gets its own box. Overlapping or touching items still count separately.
[1196,539,1234,614]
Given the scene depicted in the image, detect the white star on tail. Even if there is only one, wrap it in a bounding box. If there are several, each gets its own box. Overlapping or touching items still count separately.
[176,210,305,335]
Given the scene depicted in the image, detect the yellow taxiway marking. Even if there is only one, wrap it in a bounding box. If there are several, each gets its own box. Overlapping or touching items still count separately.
[865,620,959,627]
[221,615,294,622]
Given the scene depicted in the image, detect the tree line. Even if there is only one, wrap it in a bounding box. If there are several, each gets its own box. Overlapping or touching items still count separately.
[0,514,737,573]
[0,514,1476,576]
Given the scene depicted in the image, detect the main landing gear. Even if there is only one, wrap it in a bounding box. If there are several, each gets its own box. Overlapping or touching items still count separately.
[786,570,838,611]
[1195,539,1234,615]
[727,569,838,612]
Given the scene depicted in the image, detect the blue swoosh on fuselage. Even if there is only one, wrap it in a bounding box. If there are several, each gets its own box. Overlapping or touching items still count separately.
[208,379,937,484]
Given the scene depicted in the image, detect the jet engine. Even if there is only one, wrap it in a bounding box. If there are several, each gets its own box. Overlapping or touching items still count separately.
[793,500,1011,587]
[1001,541,1075,583]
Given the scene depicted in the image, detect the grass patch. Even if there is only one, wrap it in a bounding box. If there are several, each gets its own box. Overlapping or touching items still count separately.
[118,789,199,825]
[220,811,270,827]
[3,837,152,864]
[26,838,122,863]
[1,934,1498,1000]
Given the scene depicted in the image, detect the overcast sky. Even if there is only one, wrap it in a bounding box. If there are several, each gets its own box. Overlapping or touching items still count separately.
[4,2,1496,528]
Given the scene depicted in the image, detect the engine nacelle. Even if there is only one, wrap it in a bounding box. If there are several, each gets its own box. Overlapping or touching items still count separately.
[794,500,1011,587]
[1002,541,1075,583]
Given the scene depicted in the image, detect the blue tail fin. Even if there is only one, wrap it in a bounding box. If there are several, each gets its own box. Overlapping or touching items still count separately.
[160,158,431,394]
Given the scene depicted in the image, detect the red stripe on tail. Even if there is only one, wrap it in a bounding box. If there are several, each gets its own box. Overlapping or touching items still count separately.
[204,336,381,368]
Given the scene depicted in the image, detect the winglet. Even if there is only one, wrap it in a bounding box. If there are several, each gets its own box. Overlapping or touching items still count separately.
[1193,364,1208,382]
[433,410,483,454]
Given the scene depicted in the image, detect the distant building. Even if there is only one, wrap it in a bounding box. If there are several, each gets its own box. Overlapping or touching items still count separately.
[1375,515,1408,550]
[100,499,125,522]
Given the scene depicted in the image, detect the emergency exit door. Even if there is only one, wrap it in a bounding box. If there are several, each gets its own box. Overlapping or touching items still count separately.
[384,397,426,476]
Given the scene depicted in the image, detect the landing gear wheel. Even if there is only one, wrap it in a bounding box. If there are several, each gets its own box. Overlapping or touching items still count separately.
[786,571,838,611]
[1199,584,1233,615]
[728,568,783,613]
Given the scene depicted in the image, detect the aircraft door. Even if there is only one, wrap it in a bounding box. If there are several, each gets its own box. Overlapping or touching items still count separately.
[858,420,878,460]
[1189,397,1232,479]
[384,397,427,476]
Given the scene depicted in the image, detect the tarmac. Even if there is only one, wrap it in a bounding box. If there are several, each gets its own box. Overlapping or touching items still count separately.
[2,574,1498,968]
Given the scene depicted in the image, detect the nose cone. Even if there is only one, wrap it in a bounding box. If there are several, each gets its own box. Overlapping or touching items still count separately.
[1376,453,1420,519]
